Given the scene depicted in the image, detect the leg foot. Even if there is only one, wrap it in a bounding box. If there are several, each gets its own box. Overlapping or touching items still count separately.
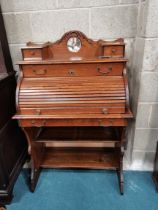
[30,168,41,192]
[120,182,124,195]
[117,169,124,195]
[152,173,158,192]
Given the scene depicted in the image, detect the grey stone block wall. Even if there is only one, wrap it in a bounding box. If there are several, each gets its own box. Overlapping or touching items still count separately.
[0,0,138,71]
[130,0,158,170]
[1,0,158,171]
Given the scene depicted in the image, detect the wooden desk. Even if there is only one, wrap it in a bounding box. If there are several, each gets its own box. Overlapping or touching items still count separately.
[14,31,133,194]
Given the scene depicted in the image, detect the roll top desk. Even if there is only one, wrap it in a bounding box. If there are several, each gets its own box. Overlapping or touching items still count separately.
[13,31,133,194]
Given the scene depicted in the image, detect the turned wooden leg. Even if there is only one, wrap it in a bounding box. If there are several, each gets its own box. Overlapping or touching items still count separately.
[23,128,44,192]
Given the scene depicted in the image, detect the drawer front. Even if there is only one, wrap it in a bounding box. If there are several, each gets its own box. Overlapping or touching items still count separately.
[22,49,42,60]
[22,62,124,77]
[103,46,124,58]
[19,118,127,127]
[20,106,125,116]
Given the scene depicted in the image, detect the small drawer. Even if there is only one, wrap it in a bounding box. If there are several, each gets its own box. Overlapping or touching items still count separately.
[22,46,50,61]
[22,49,42,60]
[102,45,124,58]
[22,62,125,77]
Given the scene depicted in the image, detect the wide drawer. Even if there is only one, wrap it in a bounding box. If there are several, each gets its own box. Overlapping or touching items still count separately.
[20,106,125,116]
[19,118,127,127]
[21,62,125,77]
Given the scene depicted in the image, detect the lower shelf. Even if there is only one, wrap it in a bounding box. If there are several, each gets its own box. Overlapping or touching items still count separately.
[41,148,119,169]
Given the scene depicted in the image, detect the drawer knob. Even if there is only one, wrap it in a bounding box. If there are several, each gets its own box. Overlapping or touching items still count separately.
[102,108,108,114]
[31,120,36,125]
[112,48,117,53]
[68,70,75,76]
[31,51,36,56]
[97,67,112,75]
[33,69,47,75]
[98,119,104,126]
[31,120,46,126]
[109,119,114,126]
[35,109,41,115]
[42,120,46,126]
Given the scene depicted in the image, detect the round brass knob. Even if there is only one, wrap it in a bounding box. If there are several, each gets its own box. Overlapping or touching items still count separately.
[68,70,75,76]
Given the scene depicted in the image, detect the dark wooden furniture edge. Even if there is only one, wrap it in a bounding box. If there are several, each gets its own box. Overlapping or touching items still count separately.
[152,142,158,192]
[152,173,158,192]
[0,6,13,73]
[0,140,27,204]
[0,7,28,208]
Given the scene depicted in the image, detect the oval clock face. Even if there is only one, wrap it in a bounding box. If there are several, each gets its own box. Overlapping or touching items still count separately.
[67,37,81,52]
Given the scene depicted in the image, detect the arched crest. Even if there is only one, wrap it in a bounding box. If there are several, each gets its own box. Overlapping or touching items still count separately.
[55,30,93,45]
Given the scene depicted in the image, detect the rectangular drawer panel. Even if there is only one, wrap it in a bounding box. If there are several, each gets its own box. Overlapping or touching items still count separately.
[20,106,125,116]
[19,118,127,127]
[22,62,125,77]
[22,46,50,61]
[22,49,42,60]
[103,45,124,58]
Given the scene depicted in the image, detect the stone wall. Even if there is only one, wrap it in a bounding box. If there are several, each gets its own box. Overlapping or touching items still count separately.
[1,0,158,170]
[130,0,158,170]
[0,0,138,71]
